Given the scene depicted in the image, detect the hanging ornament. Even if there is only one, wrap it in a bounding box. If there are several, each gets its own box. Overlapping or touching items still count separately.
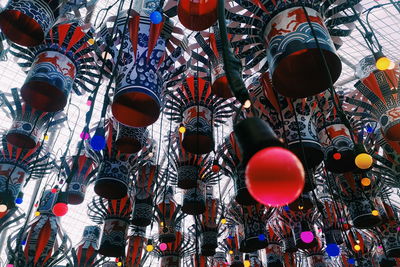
[125,227,147,267]
[177,0,217,31]
[70,225,101,267]
[63,152,97,205]
[165,75,234,154]
[347,56,400,140]
[115,122,149,154]
[11,21,98,112]
[0,88,66,149]
[98,11,189,127]
[225,0,362,97]
[88,195,132,257]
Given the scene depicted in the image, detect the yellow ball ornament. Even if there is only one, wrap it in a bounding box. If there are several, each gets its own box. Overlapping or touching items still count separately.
[376,56,391,71]
[354,244,361,251]
[355,153,373,169]
[361,178,371,186]
[244,260,251,267]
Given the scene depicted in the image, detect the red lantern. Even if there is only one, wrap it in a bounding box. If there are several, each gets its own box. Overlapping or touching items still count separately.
[52,202,68,217]
[177,0,218,31]
[245,147,305,207]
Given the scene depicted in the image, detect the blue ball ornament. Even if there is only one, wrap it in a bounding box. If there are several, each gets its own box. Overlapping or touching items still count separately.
[150,11,163,24]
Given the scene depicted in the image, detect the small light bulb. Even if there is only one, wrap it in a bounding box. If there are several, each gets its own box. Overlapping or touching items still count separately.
[146,244,154,252]
[117,262,122,267]
[354,244,361,251]
[178,125,186,134]
[244,260,251,267]
[44,135,49,141]
[160,222,164,227]
[376,56,391,71]
[87,38,95,45]
[35,211,40,216]
[372,210,379,216]
[388,60,396,70]
[298,205,304,210]
[229,250,234,255]
[148,152,154,158]
[0,204,7,213]
[361,177,371,186]
[355,153,373,169]
[243,99,251,109]
[221,218,227,224]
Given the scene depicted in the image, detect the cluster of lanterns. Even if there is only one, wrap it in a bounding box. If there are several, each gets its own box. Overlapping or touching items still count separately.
[0,0,398,266]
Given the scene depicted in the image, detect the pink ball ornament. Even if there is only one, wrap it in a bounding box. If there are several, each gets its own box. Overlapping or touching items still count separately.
[245,147,305,207]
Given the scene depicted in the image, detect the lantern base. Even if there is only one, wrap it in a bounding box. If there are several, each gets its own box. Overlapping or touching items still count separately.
[387,247,400,258]
[352,214,382,229]
[325,149,356,173]
[384,124,400,141]
[177,0,218,31]
[0,10,45,47]
[159,233,176,243]
[289,142,323,169]
[98,244,125,257]
[6,132,36,149]
[112,90,160,128]
[182,134,214,155]
[201,248,216,256]
[181,201,206,215]
[211,76,233,99]
[240,237,268,253]
[115,137,144,154]
[66,192,85,205]
[94,178,128,199]
[21,81,67,112]
[272,48,341,98]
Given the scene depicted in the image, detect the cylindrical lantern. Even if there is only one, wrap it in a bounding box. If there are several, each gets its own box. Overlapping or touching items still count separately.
[348,56,400,140]
[265,243,284,267]
[0,0,58,46]
[95,159,131,199]
[131,164,157,226]
[177,165,199,189]
[126,228,146,267]
[263,5,341,97]
[64,154,96,205]
[11,21,97,112]
[115,122,148,154]
[98,12,188,128]
[182,180,206,215]
[165,76,234,154]
[72,225,101,267]
[177,0,217,31]
[88,196,132,258]
[1,88,66,149]
[193,31,232,99]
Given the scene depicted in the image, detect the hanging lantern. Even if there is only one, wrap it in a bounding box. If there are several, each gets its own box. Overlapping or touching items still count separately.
[88,196,132,257]
[8,190,71,266]
[225,1,362,98]
[115,122,148,154]
[153,231,195,267]
[271,219,298,253]
[321,200,346,245]
[198,191,223,256]
[126,227,147,267]
[0,0,62,46]
[346,229,376,267]
[335,172,383,229]
[192,31,232,98]
[302,234,327,267]
[264,233,284,267]
[182,180,206,215]
[177,0,217,31]
[0,137,52,205]
[212,252,229,267]
[87,120,136,199]
[0,88,66,149]
[165,76,234,154]
[131,164,157,227]
[11,21,98,112]
[98,11,188,128]
[373,202,400,258]
[63,153,96,205]
[228,201,274,252]
[221,230,244,267]
[71,225,101,267]
[154,187,185,243]
[169,130,210,189]
[347,56,400,140]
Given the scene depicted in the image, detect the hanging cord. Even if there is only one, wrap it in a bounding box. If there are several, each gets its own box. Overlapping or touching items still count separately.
[299,3,356,144]
[65,0,134,185]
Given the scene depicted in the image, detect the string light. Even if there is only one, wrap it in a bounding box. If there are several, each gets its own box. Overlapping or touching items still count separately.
[221,218,227,224]
[361,177,371,186]
[355,153,373,169]
[34,211,40,216]
[178,125,186,134]
[243,99,251,109]
[229,250,234,255]
[333,152,341,160]
[0,204,7,213]
[117,262,122,267]
[372,210,379,216]
[146,244,154,252]
[354,244,361,251]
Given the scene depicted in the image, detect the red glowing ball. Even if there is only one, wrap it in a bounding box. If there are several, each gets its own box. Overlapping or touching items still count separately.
[211,164,220,173]
[333,152,341,160]
[245,147,305,207]
[52,202,69,217]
